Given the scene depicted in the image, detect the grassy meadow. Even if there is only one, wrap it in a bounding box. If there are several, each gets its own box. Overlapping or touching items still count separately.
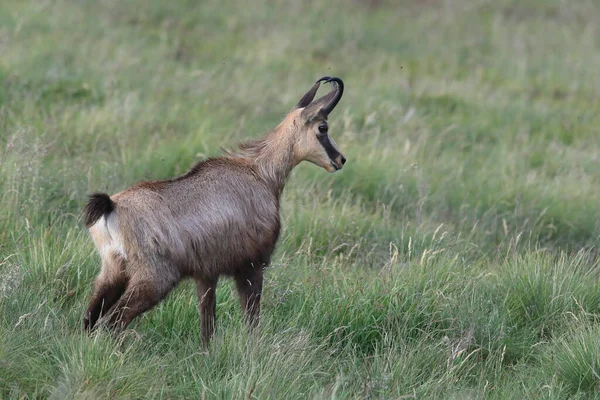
[2,0,600,398]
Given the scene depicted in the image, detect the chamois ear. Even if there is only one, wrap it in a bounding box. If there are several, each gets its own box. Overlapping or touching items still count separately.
[300,77,344,120]
[293,77,330,110]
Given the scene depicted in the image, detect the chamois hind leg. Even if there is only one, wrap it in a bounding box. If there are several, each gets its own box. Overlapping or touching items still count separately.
[85,259,127,331]
[234,265,264,327]
[105,266,180,331]
[195,277,218,347]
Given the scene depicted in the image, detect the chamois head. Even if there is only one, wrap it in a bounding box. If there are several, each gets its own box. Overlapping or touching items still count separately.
[291,77,347,173]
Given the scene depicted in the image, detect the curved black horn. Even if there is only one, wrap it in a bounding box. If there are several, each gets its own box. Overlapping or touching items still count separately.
[294,76,331,109]
[320,77,344,116]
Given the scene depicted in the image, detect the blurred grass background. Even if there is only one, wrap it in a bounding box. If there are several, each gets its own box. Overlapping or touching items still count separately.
[1,0,600,398]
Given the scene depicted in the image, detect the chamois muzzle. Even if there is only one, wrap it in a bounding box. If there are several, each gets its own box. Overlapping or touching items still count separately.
[330,154,346,171]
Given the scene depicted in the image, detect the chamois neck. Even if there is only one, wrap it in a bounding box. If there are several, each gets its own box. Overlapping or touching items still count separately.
[255,132,295,194]
[228,116,299,196]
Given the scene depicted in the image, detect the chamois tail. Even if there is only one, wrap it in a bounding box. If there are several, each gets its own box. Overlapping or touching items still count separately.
[83,193,115,228]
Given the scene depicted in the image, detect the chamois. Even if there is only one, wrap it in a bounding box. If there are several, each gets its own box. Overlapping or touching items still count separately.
[83,77,346,345]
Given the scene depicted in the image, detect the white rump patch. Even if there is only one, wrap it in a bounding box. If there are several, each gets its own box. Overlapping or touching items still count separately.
[89,213,127,261]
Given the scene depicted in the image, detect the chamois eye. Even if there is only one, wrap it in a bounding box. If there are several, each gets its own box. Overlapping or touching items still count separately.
[318,125,328,134]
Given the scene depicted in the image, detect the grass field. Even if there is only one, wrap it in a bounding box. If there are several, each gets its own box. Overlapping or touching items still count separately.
[2,0,600,398]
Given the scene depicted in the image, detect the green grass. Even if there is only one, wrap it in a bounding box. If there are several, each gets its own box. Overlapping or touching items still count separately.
[2,0,600,398]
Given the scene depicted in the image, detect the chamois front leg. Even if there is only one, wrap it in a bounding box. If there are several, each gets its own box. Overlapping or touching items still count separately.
[234,266,263,327]
[195,277,218,347]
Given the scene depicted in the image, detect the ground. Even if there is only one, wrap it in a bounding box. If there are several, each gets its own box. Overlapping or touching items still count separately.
[1,0,600,398]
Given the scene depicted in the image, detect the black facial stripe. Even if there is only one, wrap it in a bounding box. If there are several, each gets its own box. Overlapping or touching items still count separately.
[317,134,340,161]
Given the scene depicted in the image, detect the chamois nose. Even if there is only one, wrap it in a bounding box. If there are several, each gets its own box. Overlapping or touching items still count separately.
[341,155,347,165]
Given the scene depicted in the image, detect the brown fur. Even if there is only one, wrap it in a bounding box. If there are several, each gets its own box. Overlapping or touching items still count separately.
[83,77,346,345]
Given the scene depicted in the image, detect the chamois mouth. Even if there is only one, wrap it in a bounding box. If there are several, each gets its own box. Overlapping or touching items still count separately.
[330,161,342,171]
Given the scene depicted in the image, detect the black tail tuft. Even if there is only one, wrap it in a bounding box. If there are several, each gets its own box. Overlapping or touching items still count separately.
[83,193,115,228]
